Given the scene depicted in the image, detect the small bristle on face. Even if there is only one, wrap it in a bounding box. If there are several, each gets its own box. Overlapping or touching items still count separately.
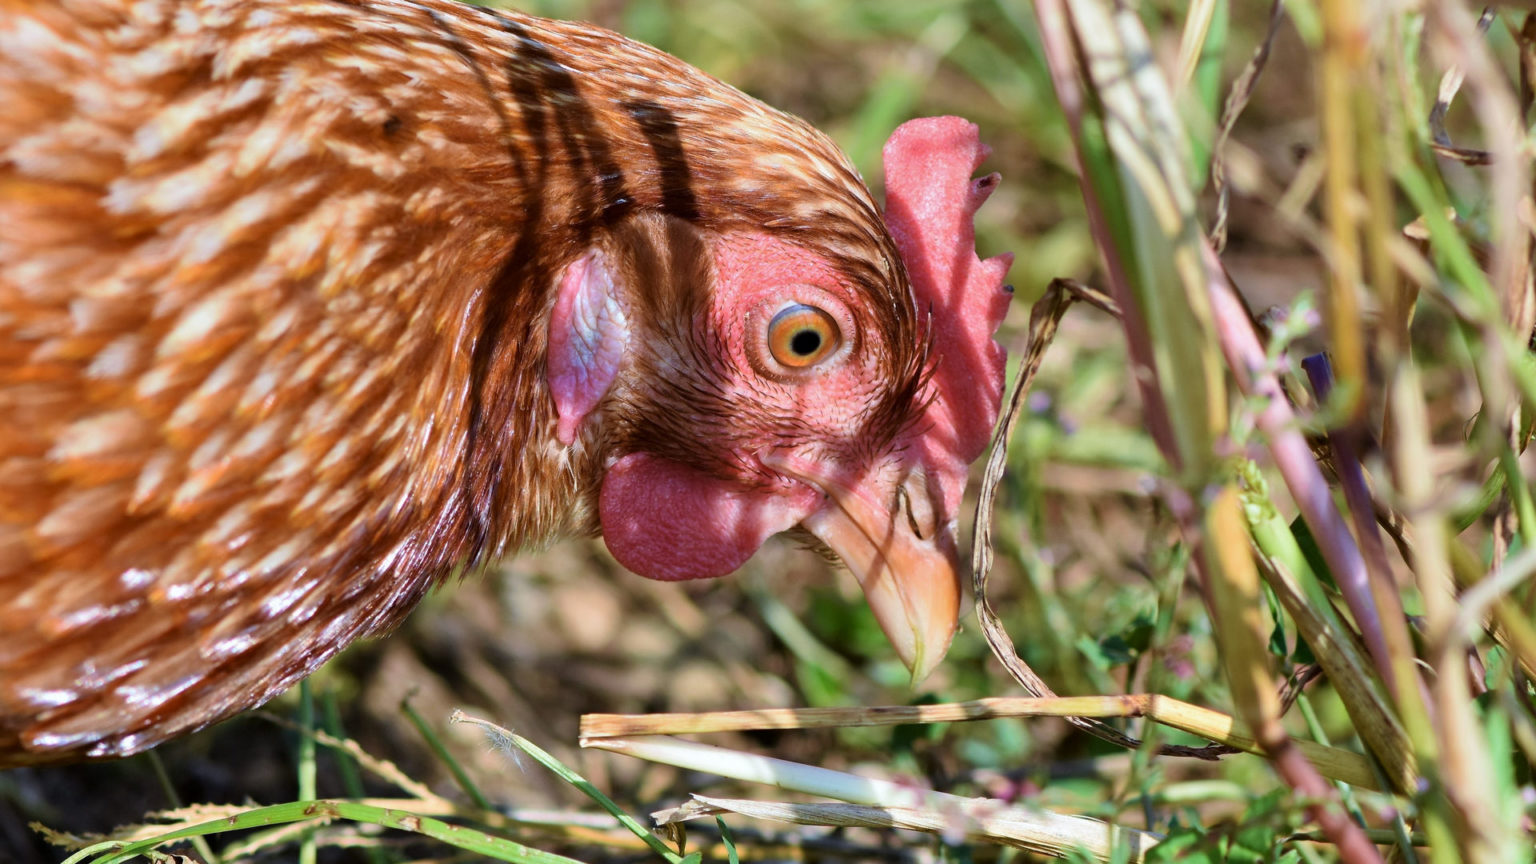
[881,117,1014,520]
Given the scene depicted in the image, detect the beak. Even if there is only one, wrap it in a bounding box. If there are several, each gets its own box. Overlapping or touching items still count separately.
[766,453,961,683]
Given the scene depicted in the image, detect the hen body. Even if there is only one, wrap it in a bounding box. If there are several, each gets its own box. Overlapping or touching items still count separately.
[0,0,1010,765]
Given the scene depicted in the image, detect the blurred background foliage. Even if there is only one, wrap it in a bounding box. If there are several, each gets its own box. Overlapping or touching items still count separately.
[5,1,1528,862]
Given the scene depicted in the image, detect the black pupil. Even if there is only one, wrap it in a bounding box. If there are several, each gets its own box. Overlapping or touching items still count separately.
[789,329,822,356]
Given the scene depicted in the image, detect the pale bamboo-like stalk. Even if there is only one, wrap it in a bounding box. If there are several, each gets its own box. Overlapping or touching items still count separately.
[585,735,1158,861]
[673,796,1136,862]
[1388,357,1468,864]
[1313,0,1422,726]
[582,696,1379,790]
[1314,15,1440,800]
[1318,0,1367,417]
[1173,0,1220,92]
[1030,0,1177,459]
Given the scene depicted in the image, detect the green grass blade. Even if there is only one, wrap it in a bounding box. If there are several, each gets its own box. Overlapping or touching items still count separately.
[64,800,587,864]
[454,711,686,864]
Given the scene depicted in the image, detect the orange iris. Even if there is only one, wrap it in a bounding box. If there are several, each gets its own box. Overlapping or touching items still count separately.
[767,304,840,368]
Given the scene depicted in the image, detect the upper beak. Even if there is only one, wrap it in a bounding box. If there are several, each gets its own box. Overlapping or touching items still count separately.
[766,453,961,683]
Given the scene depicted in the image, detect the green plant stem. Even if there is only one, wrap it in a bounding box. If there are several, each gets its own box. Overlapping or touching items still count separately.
[298,679,317,864]
[455,713,688,864]
[322,689,390,864]
[64,800,587,864]
[145,751,222,864]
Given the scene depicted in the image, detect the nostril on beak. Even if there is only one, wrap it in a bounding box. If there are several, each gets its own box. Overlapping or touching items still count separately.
[896,484,924,540]
[899,465,938,542]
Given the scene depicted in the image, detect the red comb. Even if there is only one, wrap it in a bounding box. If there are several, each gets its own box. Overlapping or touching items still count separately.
[882,117,1013,519]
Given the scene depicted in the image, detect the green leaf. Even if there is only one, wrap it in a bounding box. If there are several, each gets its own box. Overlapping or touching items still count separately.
[714,817,738,864]
[64,801,586,864]
[1145,822,1216,863]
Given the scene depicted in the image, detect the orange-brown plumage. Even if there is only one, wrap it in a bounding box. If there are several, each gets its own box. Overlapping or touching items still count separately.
[0,0,1011,766]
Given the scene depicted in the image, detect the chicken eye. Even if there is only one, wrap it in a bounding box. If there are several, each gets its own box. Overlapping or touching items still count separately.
[767,304,840,368]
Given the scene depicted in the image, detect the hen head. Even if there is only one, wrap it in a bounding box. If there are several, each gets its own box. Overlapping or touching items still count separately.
[553,118,1012,679]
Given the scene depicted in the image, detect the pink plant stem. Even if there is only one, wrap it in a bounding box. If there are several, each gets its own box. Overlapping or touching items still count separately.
[1297,354,1403,701]
[1205,252,1394,690]
[1269,737,1388,863]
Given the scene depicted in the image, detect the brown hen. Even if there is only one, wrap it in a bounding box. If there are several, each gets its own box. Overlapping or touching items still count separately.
[0,0,1012,766]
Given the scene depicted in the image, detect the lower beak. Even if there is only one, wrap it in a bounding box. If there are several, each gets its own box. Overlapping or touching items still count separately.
[767,454,961,683]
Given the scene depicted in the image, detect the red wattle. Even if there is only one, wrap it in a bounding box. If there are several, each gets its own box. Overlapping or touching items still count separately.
[599,452,820,581]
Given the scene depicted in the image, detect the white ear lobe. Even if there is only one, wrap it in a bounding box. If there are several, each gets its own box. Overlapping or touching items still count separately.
[547,248,631,446]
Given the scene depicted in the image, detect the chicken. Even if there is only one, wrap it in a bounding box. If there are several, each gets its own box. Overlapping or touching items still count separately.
[0,0,1012,766]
